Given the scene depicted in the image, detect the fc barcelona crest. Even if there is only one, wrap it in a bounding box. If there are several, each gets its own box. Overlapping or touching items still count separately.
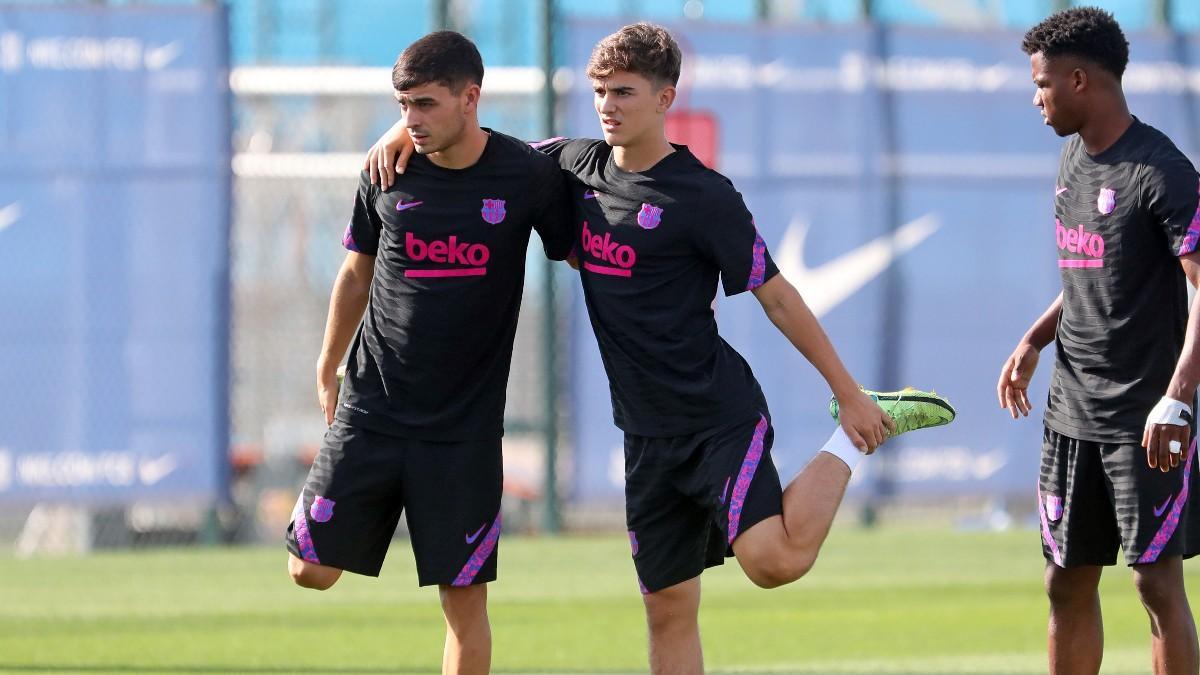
[637,203,663,230]
[1044,494,1063,523]
[481,199,506,224]
[1097,188,1116,215]
[310,496,336,523]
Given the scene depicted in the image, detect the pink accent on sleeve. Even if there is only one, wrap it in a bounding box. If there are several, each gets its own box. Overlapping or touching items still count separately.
[529,137,566,149]
[1177,180,1200,256]
[342,221,360,252]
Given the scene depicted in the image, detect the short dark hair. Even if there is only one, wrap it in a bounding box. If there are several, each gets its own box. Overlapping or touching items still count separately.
[586,22,681,87]
[392,31,484,93]
[1021,7,1129,79]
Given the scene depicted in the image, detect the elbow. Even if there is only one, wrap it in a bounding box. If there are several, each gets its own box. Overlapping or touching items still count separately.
[762,297,789,325]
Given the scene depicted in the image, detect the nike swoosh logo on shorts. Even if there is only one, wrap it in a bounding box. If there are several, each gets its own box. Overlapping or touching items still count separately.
[1056,186,1068,196]
[396,200,424,212]
[1154,495,1173,518]
[465,522,487,544]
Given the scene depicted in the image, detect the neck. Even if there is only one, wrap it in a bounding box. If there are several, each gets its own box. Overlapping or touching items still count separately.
[1078,97,1133,155]
[612,131,675,173]
[428,124,489,169]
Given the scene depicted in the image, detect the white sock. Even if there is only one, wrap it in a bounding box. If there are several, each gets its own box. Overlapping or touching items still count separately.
[819,427,864,473]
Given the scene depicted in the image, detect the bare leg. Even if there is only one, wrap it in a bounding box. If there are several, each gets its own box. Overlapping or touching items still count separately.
[732,452,850,587]
[1132,557,1199,675]
[1045,563,1104,675]
[287,553,342,590]
[643,576,703,675]
[439,583,491,675]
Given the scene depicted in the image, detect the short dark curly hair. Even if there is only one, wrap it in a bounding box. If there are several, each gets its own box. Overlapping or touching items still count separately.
[1022,7,1129,79]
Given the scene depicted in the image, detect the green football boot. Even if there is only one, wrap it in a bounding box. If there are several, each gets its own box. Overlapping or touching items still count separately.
[829,387,955,437]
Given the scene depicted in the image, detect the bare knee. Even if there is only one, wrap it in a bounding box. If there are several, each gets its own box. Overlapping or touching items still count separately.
[742,550,815,589]
[288,555,341,590]
[1044,564,1100,608]
[1134,560,1186,614]
[440,584,490,632]
[732,519,818,589]
[642,580,701,634]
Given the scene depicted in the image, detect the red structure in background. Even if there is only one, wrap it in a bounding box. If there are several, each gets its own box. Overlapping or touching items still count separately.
[666,109,719,169]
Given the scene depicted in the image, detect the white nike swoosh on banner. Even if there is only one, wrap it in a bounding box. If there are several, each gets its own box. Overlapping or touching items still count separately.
[775,213,941,318]
[144,42,182,71]
[138,454,177,486]
[0,202,21,233]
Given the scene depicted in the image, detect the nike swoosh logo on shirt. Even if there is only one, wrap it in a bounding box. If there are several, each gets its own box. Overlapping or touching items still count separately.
[0,202,21,233]
[1154,495,1173,518]
[1056,187,1068,196]
[396,200,424,212]
[774,213,941,318]
[465,522,488,544]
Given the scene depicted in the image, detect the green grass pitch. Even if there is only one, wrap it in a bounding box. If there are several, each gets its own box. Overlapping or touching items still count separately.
[2,525,1198,673]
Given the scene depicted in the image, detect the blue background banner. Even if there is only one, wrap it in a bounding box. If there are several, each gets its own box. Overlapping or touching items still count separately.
[564,21,1200,503]
[0,6,231,504]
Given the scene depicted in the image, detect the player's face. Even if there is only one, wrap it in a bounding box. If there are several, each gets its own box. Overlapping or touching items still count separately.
[592,70,674,148]
[1030,52,1082,137]
[394,82,476,155]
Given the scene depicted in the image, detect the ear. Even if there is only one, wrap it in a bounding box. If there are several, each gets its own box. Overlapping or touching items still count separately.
[1071,67,1088,94]
[657,85,677,114]
[462,83,481,114]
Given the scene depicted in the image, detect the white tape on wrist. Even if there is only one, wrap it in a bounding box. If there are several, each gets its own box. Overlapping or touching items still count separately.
[1146,396,1193,428]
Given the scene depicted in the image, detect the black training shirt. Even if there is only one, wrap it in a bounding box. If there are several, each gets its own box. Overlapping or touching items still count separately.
[337,130,572,440]
[1046,119,1200,443]
[535,138,779,436]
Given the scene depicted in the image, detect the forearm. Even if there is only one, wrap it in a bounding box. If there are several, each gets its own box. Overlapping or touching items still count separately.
[758,278,859,397]
[1022,292,1063,350]
[1167,290,1200,402]
[317,266,372,375]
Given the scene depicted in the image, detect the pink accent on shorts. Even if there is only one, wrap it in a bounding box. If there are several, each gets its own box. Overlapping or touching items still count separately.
[1058,259,1103,268]
[291,495,320,564]
[1137,439,1197,564]
[628,530,649,594]
[1038,484,1064,567]
[452,513,502,586]
[727,415,769,545]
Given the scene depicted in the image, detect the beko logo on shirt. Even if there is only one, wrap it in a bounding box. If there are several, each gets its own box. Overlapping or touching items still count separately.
[1055,218,1106,268]
[580,220,636,277]
[405,232,490,278]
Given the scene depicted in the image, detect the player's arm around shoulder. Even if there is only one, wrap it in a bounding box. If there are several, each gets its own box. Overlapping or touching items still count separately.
[526,149,575,261]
